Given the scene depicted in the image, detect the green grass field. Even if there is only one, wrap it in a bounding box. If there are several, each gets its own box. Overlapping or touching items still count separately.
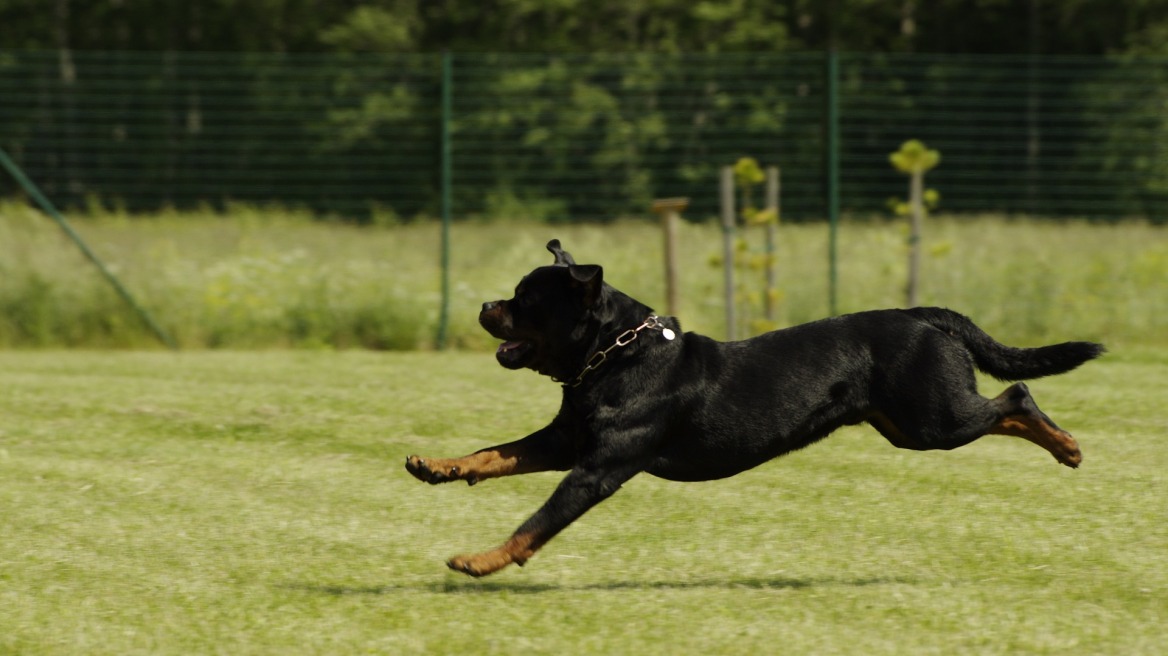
[1,348,1164,654]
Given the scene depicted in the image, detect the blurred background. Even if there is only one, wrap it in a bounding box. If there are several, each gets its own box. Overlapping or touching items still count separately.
[1,0,1166,349]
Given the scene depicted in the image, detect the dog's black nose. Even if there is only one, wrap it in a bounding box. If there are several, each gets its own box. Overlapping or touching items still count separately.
[482,301,498,313]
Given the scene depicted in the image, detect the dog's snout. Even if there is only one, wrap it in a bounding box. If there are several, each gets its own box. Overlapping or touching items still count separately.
[479,300,509,336]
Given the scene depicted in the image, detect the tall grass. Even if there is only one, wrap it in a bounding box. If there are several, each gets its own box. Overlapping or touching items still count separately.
[1,200,1165,348]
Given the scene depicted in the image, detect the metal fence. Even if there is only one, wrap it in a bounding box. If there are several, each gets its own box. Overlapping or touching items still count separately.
[2,50,1167,222]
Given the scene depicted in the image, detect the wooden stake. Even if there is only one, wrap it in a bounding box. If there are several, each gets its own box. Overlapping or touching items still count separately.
[651,197,688,317]
[720,167,737,340]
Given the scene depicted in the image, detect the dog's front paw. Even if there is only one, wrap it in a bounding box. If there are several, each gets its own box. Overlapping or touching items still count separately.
[406,455,480,485]
[447,550,517,578]
[405,455,459,484]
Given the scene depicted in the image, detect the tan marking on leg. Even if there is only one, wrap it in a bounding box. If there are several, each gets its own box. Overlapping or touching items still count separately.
[989,415,1082,468]
[406,442,556,485]
[447,531,540,578]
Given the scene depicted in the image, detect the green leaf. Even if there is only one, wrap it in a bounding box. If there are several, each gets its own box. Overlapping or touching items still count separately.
[890,139,941,174]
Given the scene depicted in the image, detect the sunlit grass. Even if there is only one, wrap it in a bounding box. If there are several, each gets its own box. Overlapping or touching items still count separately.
[0,348,1163,654]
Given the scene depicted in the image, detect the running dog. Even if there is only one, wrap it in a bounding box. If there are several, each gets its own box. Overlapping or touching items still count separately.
[406,240,1104,577]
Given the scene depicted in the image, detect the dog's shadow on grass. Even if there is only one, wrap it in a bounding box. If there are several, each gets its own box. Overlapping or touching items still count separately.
[287,575,912,597]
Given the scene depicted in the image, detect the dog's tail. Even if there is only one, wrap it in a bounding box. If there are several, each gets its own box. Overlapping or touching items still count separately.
[905,307,1105,381]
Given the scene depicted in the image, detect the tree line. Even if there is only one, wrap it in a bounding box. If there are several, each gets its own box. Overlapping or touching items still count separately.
[1,1,1167,223]
[2,1,1167,57]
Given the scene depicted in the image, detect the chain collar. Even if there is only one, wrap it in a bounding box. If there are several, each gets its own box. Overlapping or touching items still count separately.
[555,315,675,388]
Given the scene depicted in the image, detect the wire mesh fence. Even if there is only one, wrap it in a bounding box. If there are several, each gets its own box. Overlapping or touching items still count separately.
[0,51,441,217]
[1,49,1167,222]
[838,53,1168,219]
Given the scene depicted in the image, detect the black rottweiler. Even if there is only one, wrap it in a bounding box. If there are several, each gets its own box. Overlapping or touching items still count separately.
[406,240,1104,577]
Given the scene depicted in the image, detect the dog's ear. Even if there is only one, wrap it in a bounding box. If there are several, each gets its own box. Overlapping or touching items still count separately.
[546,239,576,266]
[568,264,603,307]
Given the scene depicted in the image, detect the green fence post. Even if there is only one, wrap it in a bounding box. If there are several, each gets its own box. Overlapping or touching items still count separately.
[825,49,840,317]
[437,51,453,350]
[0,146,178,349]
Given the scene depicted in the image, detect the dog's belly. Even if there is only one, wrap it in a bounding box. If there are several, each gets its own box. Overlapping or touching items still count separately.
[643,428,822,482]
[645,457,766,482]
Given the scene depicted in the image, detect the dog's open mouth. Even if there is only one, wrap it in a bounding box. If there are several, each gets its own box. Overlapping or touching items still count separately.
[496,340,535,369]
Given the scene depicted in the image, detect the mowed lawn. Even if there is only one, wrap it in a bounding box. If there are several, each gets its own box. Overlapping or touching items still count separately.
[0,348,1164,654]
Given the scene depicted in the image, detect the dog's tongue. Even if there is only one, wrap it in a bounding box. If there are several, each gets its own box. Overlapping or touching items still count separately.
[497,340,524,353]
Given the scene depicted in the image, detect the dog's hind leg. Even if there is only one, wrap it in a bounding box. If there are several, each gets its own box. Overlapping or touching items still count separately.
[985,382,1082,468]
[406,424,573,486]
[867,331,1082,468]
[446,463,643,577]
[869,382,1081,468]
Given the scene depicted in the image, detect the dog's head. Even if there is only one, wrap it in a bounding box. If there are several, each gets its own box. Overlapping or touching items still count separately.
[479,240,606,375]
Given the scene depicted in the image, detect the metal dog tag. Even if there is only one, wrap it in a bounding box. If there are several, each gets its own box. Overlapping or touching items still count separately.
[661,328,676,340]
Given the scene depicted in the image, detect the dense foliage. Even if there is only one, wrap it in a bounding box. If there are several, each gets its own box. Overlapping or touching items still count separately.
[3,1,1167,56]
[2,2,1167,222]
